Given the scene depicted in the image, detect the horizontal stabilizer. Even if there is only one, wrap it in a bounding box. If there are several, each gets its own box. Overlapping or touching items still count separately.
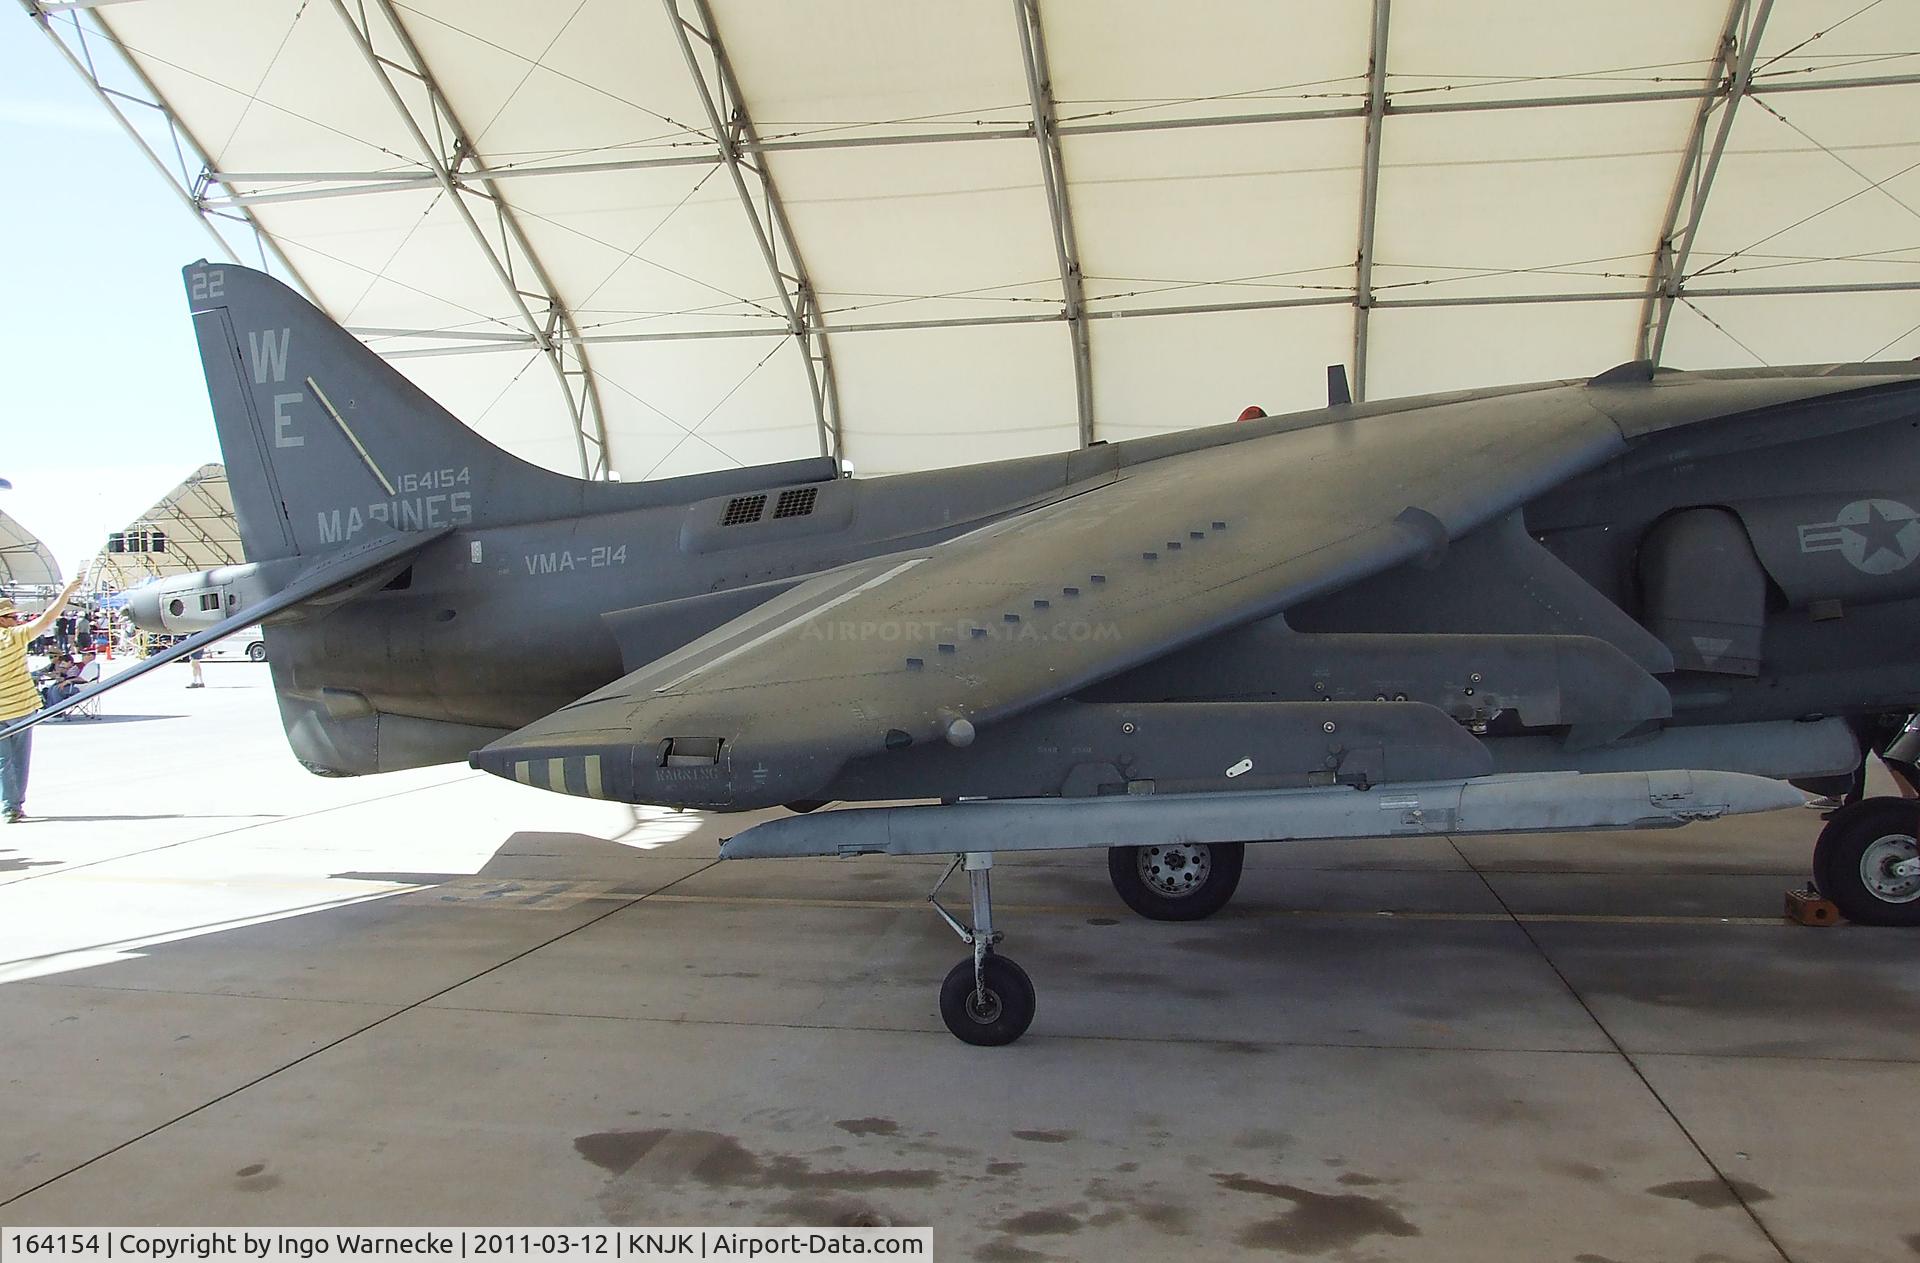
[1,527,450,741]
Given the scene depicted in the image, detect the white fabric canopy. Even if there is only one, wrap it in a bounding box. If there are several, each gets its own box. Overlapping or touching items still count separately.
[88,463,245,591]
[0,510,61,588]
[31,0,1920,480]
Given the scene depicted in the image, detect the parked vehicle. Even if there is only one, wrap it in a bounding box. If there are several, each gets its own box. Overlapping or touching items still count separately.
[200,625,267,663]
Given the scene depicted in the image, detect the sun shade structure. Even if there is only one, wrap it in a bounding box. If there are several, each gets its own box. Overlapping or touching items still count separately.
[0,510,61,588]
[25,0,1920,483]
[88,463,245,590]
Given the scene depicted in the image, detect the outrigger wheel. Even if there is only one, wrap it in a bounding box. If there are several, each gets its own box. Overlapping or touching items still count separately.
[939,954,1036,1047]
[1108,841,1246,921]
[1814,797,1920,926]
[930,852,1036,1046]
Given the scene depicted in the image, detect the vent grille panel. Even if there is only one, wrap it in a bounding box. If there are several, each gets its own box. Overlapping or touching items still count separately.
[773,487,819,519]
[721,494,767,526]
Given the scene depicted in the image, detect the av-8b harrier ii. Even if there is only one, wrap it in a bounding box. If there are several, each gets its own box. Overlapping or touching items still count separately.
[19,262,1920,1044]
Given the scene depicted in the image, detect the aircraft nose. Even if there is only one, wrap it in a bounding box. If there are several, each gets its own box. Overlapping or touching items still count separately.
[124,586,162,632]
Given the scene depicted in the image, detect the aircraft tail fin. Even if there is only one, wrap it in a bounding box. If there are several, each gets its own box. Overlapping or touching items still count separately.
[185,261,606,562]
[187,262,839,563]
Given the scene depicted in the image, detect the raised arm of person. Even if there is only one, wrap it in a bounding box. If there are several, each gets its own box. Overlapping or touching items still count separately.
[21,577,85,641]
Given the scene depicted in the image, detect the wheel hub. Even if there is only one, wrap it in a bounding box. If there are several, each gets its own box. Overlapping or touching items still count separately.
[1860,833,1920,904]
[1138,843,1211,897]
[966,987,1002,1024]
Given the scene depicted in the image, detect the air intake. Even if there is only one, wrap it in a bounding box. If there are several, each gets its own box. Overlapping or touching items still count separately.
[720,494,766,526]
[773,486,818,519]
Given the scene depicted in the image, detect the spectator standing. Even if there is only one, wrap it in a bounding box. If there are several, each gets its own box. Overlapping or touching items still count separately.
[0,577,86,823]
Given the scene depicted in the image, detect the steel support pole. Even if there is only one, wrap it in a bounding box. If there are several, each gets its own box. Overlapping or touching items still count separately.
[193,66,1920,211]
[663,0,843,463]
[361,275,1920,358]
[1638,0,1775,366]
[21,1,312,295]
[1352,0,1391,403]
[1015,0,1095,447]
[328,0,612,479]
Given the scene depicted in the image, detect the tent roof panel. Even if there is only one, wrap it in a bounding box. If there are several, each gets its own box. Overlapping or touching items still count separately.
[35,0,1920,485]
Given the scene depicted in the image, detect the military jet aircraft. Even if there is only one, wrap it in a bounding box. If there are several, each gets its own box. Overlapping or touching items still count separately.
[15,261,1920,1045]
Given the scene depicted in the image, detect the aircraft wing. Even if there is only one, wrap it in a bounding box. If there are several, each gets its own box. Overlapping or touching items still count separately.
[474,386,1629,808]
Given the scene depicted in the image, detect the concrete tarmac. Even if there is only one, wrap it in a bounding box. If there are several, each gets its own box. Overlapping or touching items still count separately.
[2,660,1918,1261]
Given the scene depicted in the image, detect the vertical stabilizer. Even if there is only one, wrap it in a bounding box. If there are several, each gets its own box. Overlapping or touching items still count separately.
[185,262,608,562]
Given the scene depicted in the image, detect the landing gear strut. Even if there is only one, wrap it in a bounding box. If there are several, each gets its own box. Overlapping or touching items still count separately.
[930,852,1035,1045]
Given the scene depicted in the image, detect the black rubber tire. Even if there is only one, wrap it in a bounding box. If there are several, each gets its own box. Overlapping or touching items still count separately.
[246,643,266,662]
[939,954,1036,1046]
[1107,841,1245,921]
[1812,797,1920,926]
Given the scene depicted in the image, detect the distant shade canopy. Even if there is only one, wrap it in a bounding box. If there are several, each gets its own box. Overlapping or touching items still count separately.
[0,510,61,588]
[89,464,245,589]
[31,0,1920,484]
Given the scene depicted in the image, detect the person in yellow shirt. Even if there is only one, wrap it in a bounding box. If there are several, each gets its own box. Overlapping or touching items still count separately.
[1,576,86,823]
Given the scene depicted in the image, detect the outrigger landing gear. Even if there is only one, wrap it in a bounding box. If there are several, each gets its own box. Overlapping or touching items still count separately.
[930,852,1035,1046]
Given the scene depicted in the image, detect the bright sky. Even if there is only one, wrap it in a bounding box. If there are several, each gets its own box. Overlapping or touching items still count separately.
[1,20,227,579]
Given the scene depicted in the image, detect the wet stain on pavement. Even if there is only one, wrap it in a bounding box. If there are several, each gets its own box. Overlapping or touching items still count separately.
[985,1162,1024,1176]
[1554,1161,1609,1184]
[1902,1232,1920,1255]
[972,1243,1046,1263]
[1233,1129,1291,1153]
[1134,1202,1191,1235]
[1086,918,1119,926]
[834,1118,899,1137]
[1213,1173,1419,1252]
[1011,1129,1074,1144]
[1645,1179,1773,1209]
[1335,1172,1383,1187]
[232,1162,280,1193]
[999,1210,1080,1236]
[574,1129,940,1193]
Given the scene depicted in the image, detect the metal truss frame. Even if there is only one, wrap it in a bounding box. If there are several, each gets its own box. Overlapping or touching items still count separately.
[20,0,312,294]
[328,0,613,480]
[1637,0,1775,366]
[194,70,1920,211]
[1015,0,1094,447]
[664,0,843,462]
[1351,0,1391,403]
[358,275,1920,359]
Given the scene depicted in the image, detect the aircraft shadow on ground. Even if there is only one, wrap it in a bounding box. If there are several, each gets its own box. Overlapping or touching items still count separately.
[331,829,678,888]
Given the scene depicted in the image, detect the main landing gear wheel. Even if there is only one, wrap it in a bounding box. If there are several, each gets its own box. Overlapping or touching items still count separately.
[929,852,1035,1046]
[1108,841,1245,921]
[1814,797,1920,926]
